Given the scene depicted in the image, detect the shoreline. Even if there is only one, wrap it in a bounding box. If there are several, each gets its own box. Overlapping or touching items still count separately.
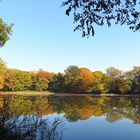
[0,91,54,96]
[0,91,140,97]
[51,93,140,97]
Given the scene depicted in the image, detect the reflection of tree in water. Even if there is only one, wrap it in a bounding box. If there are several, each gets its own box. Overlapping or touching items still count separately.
[0,95,140,131]
[48,96,140,123]
[0,98,64,140]
[0,115,64,140]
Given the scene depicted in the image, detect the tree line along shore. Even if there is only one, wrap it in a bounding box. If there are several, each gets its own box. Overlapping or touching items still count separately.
[0,58,140,94]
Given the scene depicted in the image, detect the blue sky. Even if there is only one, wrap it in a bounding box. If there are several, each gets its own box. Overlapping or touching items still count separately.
[0,0,140,73]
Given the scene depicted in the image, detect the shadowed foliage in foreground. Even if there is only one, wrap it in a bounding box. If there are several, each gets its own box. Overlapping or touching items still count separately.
[62,0,140,37]
[0,109,64,140]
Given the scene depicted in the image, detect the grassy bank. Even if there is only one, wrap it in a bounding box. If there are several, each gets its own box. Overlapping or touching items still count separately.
[0,91,54,96]
[0,91,140,97]
[51,93,140,97]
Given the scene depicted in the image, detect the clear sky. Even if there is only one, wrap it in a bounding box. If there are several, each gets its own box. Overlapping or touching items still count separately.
[0,0,140,73]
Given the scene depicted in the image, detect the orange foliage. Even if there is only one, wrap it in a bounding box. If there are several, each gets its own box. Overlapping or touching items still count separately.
[77,68,94,92]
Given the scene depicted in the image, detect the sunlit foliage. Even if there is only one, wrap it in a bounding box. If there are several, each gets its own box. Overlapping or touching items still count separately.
[64,66,81,92]
[3,69,32,91]
[106,67,132,93]
[126,66,140,93]
[92,71,106,93]
[0,58,139,94]
[77,68,94,93]
[31,69,54,91]
[0,18,13,47]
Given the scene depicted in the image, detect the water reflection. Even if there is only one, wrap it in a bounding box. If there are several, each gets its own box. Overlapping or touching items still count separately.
[0,95,140,123]
[0,95,64,140]
[48,95,140,123]
[0,114,64,140]
[0,94,140,139]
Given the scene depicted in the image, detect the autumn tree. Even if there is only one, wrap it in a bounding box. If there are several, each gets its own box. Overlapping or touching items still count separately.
[3,69,32,91]
[3,69,18,91]
[0,72,4,90]
[64,66,81,92]
[0,58,7,70]
[0,57,139,94]
[0,18,13,47]
[62,0,140,37]
[106,67,131,93]
[0,58,7,90]
[13,70,32,91]
[132,67,140,92]
[31,69,53,91]
[76,68,94,93]
[126,66,140,93]
[92,71,106,93]
[49,73,66,93]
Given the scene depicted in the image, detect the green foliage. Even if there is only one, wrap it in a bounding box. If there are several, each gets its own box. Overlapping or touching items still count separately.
[49,66,139,94]
[105,67,132,93]
[3,69,32,91]
[0,18,13,47]
[0,58,7,70]
[31,70,53,91]
[0,58,139,94]
[0,72,4,90]
[49,73,66,93]
[91,71,106,93]
[0,58,7,90]
[127,66,140,93]
[3,69,17,91]
[2,95,140,124]
[64,66,81,92]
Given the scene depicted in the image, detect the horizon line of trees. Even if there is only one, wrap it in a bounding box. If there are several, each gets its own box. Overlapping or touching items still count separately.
[0,58,140,94]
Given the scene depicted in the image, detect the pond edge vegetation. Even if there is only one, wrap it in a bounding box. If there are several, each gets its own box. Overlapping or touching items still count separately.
[0,58,140,94]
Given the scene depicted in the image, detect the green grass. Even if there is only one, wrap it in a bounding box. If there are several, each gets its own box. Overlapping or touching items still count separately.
[0,91,54,96]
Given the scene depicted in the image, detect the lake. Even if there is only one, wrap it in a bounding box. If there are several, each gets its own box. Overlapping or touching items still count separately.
[0,94,140,140]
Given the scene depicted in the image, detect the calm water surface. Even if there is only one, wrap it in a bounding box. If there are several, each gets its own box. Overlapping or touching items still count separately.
[0,94,140,140]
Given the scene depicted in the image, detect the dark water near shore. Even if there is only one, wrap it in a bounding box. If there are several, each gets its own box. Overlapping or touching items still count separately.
[0,94,140,140]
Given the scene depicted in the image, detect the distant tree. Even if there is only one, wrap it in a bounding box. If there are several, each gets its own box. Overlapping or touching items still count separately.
[62,0,140,37]
[0,18,13,47]
[3,69,32,91]
[49,73,66,92]
[0,57,140,94]
[92,71,106,93]
[0,58,7,90]
[31,70,53,91]
[0,58,7,70]
[76,68,94,93]
[64,66,81,92]
[3,69,18,91]
[127,66,140,93]
[106,67,131,93]
[14,70,32,91]
[0,72,4,90]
